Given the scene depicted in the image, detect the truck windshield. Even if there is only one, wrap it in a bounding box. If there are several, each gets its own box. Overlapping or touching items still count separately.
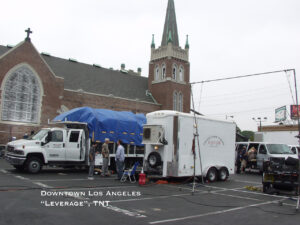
[30,129,49,141]
[267,144,294,154]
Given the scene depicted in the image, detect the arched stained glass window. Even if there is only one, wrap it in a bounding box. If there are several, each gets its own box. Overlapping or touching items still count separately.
[1,65,42,123]
[178,92,183,112]
[172,64,177,80]
[162,64,166,80]
[173,91,178,111]
[155,65,160,80]
[179,66,184,82]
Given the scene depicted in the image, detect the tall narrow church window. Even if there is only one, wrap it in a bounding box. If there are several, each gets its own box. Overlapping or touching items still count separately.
[173,91,178,111]
[178,92,183,112]
[162,64,166,80]
[155,65,160,80]
[1,65,42,123]
[179,66,184,82]
[172,64,177,80]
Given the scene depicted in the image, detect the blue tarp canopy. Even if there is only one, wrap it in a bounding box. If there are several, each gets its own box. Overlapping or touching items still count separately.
[53,107,146,146]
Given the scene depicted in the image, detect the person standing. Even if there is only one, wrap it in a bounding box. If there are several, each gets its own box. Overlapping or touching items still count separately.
[115,139,125,180]
[101,138,110,177]
[88,142,97,180]
[241,146,248,173]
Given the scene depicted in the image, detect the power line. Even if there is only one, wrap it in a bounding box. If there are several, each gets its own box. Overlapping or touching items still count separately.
[206,106,276,116]
[199,82,293,100]
[190,69,293,85]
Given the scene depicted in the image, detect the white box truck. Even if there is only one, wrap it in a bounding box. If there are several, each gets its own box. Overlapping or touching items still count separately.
[5,107,146,173]
[142,110,236,182]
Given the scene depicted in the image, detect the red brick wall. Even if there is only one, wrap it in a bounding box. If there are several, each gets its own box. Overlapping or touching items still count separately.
[148,57,191,113]
[0,41,161,144]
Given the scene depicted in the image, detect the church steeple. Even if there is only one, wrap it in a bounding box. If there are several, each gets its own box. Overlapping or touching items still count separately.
[161,0,179,47]
[148,0,191,113]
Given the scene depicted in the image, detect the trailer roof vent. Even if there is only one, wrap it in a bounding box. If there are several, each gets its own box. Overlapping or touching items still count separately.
[41,52,51,56]
[93,64,102,68]
[69,58,78,63]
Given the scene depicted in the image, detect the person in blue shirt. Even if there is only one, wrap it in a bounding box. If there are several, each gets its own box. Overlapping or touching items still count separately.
[115,140,125,180]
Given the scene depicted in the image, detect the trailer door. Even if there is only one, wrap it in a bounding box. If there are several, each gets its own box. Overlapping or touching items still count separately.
[65,129,83,161]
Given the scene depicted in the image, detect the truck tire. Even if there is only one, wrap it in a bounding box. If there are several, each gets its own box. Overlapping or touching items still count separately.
[218,167,229,181]
[206,167,217,182]
[147,152,162,168]
[25,157,42,174]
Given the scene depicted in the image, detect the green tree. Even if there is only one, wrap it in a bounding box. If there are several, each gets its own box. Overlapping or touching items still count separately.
[241,130,254,141]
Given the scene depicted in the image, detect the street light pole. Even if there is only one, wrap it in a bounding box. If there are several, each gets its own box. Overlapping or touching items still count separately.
[252,117,267,132]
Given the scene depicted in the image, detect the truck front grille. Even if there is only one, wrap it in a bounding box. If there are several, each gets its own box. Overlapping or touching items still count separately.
[7,146,14,152]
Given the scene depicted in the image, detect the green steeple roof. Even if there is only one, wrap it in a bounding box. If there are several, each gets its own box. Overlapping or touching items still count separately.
[161,0,179,47]
[185,35,189,49]
[151,34,155,48]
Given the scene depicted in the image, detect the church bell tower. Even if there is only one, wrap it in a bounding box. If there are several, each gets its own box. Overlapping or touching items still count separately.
[148,0,191,113]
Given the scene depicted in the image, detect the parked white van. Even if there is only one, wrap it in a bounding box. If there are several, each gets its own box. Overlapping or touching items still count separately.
[236,142,298,172]
[288,145,300,159]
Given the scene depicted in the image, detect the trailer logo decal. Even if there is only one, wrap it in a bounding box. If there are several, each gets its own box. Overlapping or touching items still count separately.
[203,136,224,148]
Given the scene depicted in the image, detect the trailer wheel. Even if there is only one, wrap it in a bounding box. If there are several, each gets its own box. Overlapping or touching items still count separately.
[147,152,162,168]
[25,157,42,174]
[218,167,229,181]
[206,167,218,182]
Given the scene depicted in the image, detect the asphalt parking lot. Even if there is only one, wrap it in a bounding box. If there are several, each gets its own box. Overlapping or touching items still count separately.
[0,158,299,225]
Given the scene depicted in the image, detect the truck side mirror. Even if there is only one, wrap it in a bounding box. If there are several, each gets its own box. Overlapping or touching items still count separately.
[46,131,52,143]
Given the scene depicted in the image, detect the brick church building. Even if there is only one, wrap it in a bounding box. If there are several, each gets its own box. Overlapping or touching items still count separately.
[0,0,190,143]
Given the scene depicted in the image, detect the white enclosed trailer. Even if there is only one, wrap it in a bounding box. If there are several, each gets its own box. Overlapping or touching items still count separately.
[143,111,236,182]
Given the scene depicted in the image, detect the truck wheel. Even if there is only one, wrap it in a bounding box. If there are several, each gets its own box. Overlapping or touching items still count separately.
[14,165,25,172]
[206,167,217,182]
[26,157,42,174]
[147,152,162,168]
[218,167,229,181]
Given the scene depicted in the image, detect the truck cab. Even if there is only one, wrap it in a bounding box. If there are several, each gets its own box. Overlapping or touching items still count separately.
[6,126,88,173]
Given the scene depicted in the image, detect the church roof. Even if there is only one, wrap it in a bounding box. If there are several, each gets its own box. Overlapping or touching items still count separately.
[161,0,179,47]
[0,45,156,104]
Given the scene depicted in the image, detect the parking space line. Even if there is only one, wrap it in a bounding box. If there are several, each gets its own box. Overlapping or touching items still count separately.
[231,179,261,185]
[149,200,277,224]
[106,205,147,218]
[0,169,9,174]
[14,175,30,181]
[32,182,53,189]
[212,192,262,201]
[110,193,192,203]
[200,184,293,200]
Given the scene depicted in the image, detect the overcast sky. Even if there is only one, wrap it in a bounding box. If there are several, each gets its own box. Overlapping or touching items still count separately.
[1,0,300,131]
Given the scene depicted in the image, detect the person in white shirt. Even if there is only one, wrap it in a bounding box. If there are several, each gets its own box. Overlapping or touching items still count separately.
[115,140,125,180]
